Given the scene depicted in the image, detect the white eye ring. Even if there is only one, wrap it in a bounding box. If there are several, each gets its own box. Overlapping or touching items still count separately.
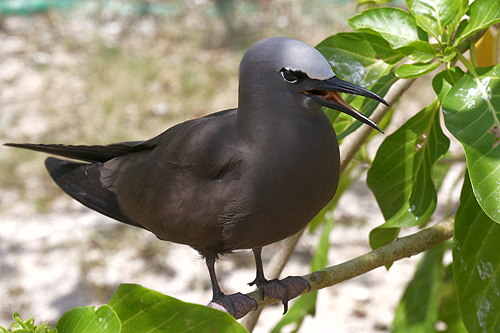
[280,68,297,83]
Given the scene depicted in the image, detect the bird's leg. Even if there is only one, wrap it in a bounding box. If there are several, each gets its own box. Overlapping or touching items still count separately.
[248,247,310,314]
[206,256,256,319]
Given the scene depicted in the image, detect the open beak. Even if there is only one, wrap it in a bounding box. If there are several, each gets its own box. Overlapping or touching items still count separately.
[303,76,388,133]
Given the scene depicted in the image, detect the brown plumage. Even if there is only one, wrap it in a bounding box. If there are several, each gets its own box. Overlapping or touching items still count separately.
[5,37,386,318]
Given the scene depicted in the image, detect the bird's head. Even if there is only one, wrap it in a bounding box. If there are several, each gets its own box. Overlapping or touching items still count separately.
[238,37,388,133]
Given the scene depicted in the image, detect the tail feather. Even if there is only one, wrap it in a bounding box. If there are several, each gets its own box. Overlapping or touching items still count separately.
[45,157,144,229]
[5,141,148,163]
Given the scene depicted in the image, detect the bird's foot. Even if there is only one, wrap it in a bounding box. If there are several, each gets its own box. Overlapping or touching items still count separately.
[207,292,257,319]
[248,276,310,314]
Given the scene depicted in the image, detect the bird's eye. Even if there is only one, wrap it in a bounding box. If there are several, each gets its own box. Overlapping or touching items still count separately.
[280,68,298,83]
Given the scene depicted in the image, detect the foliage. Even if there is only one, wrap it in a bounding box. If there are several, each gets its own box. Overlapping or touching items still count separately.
[1,285,248,333]
[279,0,500,331]
[0,313,57,333]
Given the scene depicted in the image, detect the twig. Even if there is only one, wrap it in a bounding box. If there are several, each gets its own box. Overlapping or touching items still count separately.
[244,219,454,311]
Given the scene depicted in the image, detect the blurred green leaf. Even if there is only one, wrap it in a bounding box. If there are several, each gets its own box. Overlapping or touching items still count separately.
[56,305,120,333]
[337,73,398,140]
[454,172,500,332]
[437,264,468,333]
[441,47,457,62]
[455,0,500,46]
[367,99,450,230]
[108,284,248,333]
[398,41,437,63]
[406,0,462,40]
[393,244,444,333]
[439,65,500,222]
[348,8,422,49]
[447,0,469,34]
[396,61,441,79]
[316,32,403,87]
[272,217,333,333]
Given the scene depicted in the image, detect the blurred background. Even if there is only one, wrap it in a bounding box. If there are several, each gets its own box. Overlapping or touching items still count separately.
[0,0,451,332]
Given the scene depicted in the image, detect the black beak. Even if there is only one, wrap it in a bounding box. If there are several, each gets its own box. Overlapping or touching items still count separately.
[304,76,388,133]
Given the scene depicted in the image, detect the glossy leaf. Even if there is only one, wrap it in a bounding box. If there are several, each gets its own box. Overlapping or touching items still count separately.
[367,99,450,230]
[348,8,421,49]
[454,172,500,332]
[406,0,462,40]
[392,244,444,333]
[56,305,120,333]
[108,284,248,333]
[455,0,500,46]
[432,67,465,103]
[398,41,437,63]
[271,217,333,333]
[396,61,441,79]
[447,0,469,34]
[316,32,403,88]
[439,65,500,222]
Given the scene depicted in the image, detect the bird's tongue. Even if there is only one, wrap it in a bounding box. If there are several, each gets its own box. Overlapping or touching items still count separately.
[323,91,358,113]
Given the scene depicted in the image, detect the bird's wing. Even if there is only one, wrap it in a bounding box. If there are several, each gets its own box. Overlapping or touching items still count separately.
[44,157,144,229]
[98,109,243,251]
[5,108,241,249]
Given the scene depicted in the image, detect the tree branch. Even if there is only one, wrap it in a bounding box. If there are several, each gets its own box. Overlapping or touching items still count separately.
[243,219,454,313]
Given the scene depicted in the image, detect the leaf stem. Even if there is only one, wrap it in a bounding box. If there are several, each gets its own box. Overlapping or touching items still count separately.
[469,42,478,67]
[456,51,476,75]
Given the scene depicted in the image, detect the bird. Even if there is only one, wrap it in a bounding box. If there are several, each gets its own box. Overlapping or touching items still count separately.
[5,37,387,318]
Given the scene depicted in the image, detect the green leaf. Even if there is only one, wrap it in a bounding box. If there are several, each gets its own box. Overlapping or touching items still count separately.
[447,0,469,34]
[392,244,445,333]
[441,47,457,62]
[369,227,400,250]
[440,65,500,222]
[437,264,468,333]
[271,216,334,333]
[406,0,463,40]
[316,32,403,88]
[454,172,500,332]
[56,305,120,333]
[396,61,441,79]
[348,8,422,49]
[367,99,450,229]
[432,67,465,103]
[398,41,437,63]
[108,284,248,333]
[455,0,500,45]
[337,73,398,140]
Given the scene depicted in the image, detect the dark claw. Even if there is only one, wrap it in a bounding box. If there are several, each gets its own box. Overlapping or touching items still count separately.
[249,276,310,314]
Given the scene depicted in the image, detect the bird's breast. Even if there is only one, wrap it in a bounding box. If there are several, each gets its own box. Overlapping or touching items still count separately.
[223,116,340,250]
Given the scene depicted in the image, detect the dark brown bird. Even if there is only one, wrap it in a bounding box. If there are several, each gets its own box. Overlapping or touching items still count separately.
[5,37,386,318]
